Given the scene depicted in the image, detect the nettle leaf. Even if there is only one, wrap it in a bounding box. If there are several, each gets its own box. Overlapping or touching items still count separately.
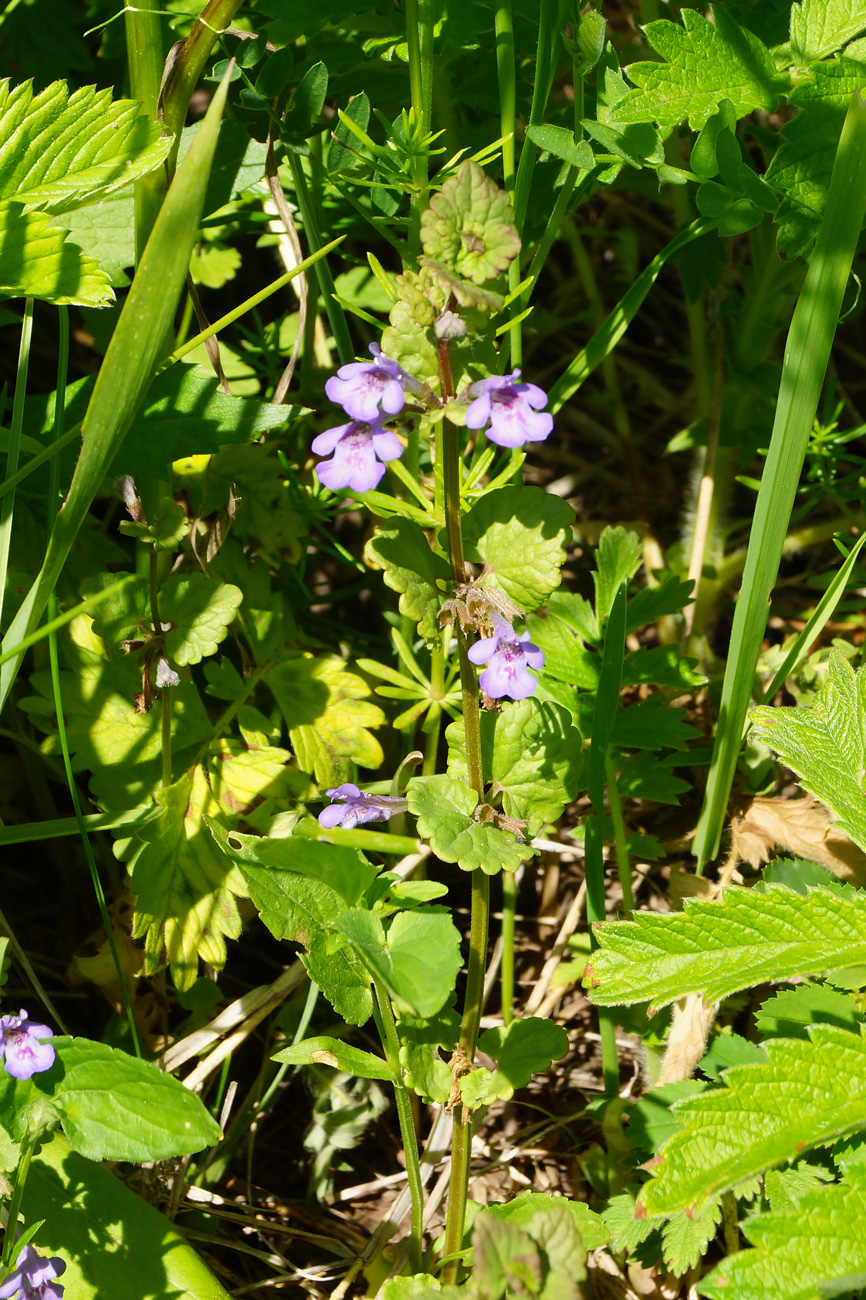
[420,160,520,286]
[123,768,248,991]
[446,699,582,835]
[486,1189,609,1251]
[765,58,866,260]
[701,1165,866,1300]
[365,518,450,642]
[755,983,862,1040]
[791,0,866,62]
[0,79,170,213]
[43,1038,220,1161]
[751,650,866,852]
[638,1025,866,1215]
[337,908,462,1018]
[611,6,783,130]
[593,526,642,623]
[585,882,866,1011]
[407,774,534,875]
[462,486,574,612]
[266,654,385,786]
[0,201,112,305]
[160,574,243,666]
[271,1036,395,1082]
[460,1018,569,1107]
[662,1197,722,1275]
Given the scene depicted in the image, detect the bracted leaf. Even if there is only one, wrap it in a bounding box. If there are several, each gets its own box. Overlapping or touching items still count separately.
[0,201,112,305]
[700,1165,866,1300]
[638,1024,866,1215]
[791,0,866,62]
[585,882,866,1011]
[750,649,866,854]
[420,160,520,286]
[123,767,249,991]
[612,7,783,129]
[406,774,534,875]
[365,518,450,642]
[461,486,575,612]
[266,654,386,787]
[459,1018,569,1108]
[0,79,170,213]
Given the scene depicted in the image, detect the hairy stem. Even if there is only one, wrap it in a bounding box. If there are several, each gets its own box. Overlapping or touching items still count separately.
[372,979,424,1271]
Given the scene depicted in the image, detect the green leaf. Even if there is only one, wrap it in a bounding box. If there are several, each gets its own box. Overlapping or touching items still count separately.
[459,1018,569,1107]
[446,699,582,835]
[662,1197,721,1275]
[160,574,243,666]
[701,1166,866,1300]
[585,882,866,1011]
[626,573,695,633]
[765,57,866,260]
[628,1081,708,1158]
[281,61,329,149]
[272,1036,395,1081]
[603,1192,657,1253]
[472,1213,543,1300]
[525,124,595,170]
[52,188,134,286]
[337,908,462,1018]
[420,160,520,286]
[485,1189,609,1252]
[119,497,189,552]
[791,0,866,61]
[698,1033,766,1082]
[365,518,449,641]
[593,526,643,624]
[750,650,866,854]
[123,768,248,991]
[462,486,575,612]
[611,696,698,750]
[637,1025,866,1214]
[266,654,385,786]
[43,1038,220,1161]
[406,774,534,875]
[620,644,707,690]
[397,1005,460,1103]
[329,92,371,171]
[381,299,440,384]
[0,201,112,305]
[612,6,783,129]
[616,754,690,804]
[755,983,862,1039]
[0,79,170,213]
[23,1132,233,1300]
[524,608,598,690]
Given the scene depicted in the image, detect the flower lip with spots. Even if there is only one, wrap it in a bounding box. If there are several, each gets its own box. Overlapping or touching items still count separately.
[312,418,403,494]
[0,1009,55,1081]
[0,1243,66,1300]
[318,783,409,830]
[464,370,553,448]
[467,615,544,700]
[324,344,418,423]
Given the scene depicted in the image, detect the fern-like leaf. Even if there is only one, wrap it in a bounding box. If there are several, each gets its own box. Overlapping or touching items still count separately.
[639,1024,866,1215]
[585,882,866,1010]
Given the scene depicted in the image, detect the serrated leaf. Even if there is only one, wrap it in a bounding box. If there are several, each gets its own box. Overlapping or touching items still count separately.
[586,882,866,1011]
[207,737,300,819]
[406,774,534,875]
[43,1038,220,1161]
[701,1166,866,1300]
[525,124,595,170]
[764,1163,835,1212]
[524,607,598,690]
[791,0,866,61]
[611,696,698,751]
[120,497,189,552]
[420,160,520,286]
[755,983,862,1039]
[157,575,242,666]
[612,6,783,130]
[620,645,707,689]
[604,1192,658,1253]
[662,1197,721,1275]
[638,1025,866,1215]
[124,767,248,991]
[336,908,462,1018]
[365,518,449,641]
[459,1018,569,1107]
[616,754,690,804]
[446,699,582,835]
[751,649,866,854]
[266,654,385,787]
[593,526,642,623]
[472,1213,543,1300]
[381,299,439,383]
[487,1189,609,1252]
[462,486,574,612]
[626,572,695,633]
[272,1036,394,1081]
[0,200,113,305]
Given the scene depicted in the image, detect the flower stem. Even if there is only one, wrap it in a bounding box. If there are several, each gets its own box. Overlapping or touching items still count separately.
[372,978,424,1270]
[501,870,516,1025]
[2,1138,34,1266]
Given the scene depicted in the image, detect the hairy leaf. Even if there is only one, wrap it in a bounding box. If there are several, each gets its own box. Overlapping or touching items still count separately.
[638,1024,866,1214]
[612,7,783,129]
[662,1197,721,1274]
[406,774,533,875]
[462,486,575,612]
[585,882,866,1010]
[460,1018,569,1107]
[337,908,462,1018]
[272,1036,395,1081]
[791,0,866,61]
[755,983,862,1040]
[486,1189,609,1251]
[365,518,450,641]
[420,161,519,286]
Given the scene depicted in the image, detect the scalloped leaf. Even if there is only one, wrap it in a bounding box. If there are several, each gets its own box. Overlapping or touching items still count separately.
[365,518,450,642]
[406,774,534,875]
[638,1024,866,1215]
[0,201,113,305]
[160,574,243,666]
[462,486,574,612]
[459,1018,569,1107]
[336,908,462,1018]
[420,160,519,286]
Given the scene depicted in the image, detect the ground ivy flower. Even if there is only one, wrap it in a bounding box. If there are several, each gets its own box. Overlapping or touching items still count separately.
[0,1010,55,1081]
[0,1244,66,1299]
[318,784,409,830]
[312,418,403,493]
[324,344,415,423]
[468,616,544,700]
[465,370,554,448]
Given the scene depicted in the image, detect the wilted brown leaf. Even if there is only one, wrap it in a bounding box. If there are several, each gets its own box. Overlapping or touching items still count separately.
[732,795,866,883]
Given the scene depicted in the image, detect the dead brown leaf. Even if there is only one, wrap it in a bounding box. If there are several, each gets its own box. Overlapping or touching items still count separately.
[732,795,866,884]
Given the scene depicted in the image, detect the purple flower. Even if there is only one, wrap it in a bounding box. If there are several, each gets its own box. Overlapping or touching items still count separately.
[155,657,180,689]
[318,784,408,830]
[0,1010,55,1081]
[324,344,415,423]
[0,1244,66,1299]
[465,370,553,448]
[467,617,544,700]
[312,418,403,494]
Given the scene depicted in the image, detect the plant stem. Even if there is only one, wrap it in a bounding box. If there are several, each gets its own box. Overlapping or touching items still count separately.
[0,300,33,633]
[512,0,559,234]
[161,0,245,164]
[604,753,632,913]
[501,870,517,1024]
[287,156,354,365]
[2,1138,34,1266]
[372,979,424,1271]
[147,547,173,789]
[124,0,166,255]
